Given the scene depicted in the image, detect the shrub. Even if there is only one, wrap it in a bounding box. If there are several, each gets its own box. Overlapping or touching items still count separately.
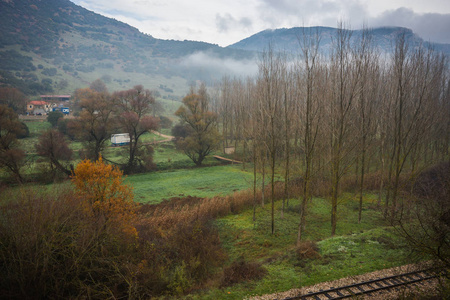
[159,115,173,129]
[0,187,139,299]
[134,218,227,296]
[16,122,29,138]
[57,118,76,140]
[296,241,321,260]
[41,67,57,76]
[171,123,191,139]
[0,156,146,298]
[0,162,227,298]
[413,162,449,202]
[72,156,137,236]
[47,111,64,127]
[221,260,267,287]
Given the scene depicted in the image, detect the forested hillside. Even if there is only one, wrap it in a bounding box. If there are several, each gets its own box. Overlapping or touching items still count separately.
[0,0,254,96]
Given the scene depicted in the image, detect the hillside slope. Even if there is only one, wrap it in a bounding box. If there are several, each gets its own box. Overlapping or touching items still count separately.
[0,0,255,96]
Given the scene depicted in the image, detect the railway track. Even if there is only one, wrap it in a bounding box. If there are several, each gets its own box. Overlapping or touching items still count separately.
[282,268,445,300]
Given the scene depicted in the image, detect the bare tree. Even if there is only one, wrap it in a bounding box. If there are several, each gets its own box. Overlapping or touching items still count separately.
[0,105,25,183]
[297,27,323,243]
[35,129,73,177]
[396,162,450,269]
[89,79,108,93]
[0,87,27,113]
[328,23,360,236]
[69,89,115,161]
[384,37,445,219]
[175,84,220,166]
[219,76,233,151]
[113,85,159,173]
[353,28,379,223]
[257,47,286,234]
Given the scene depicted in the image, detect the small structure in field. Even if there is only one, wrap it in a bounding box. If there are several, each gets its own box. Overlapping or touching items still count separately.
[111,133,130,146]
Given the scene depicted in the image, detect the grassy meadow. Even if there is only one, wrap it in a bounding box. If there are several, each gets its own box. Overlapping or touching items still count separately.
[127,164,254,203]
[197,194,411,299]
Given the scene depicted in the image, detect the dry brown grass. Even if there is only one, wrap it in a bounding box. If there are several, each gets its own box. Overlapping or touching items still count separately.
[221,260,267,287]
[137,182,303,230]
[296,241,321,260]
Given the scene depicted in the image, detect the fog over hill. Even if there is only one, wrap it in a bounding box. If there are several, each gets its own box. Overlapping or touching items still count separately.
[0,0,448,97]
[228,26,450,56]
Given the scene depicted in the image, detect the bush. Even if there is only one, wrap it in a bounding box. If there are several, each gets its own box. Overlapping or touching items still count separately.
[57,118,76,139]
[131,218,227,296]
[0,187,139,299]
[47,111,63,127]
[171,123,191,139]
[0,162,228,298]
[159,115,173,129]
[221,260,267,287]
[41,67,57,76]
[16,122,29,138]
[413,162,449,202]
[296,241,321,260]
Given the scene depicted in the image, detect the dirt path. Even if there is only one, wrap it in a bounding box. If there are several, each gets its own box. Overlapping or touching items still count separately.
[150,130,175,142]
[109,131,174,148]
[213,155,242,164]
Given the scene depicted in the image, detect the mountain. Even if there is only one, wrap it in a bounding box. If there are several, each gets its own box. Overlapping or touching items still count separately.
[228,26,450,56]
[1,1,448,98]
[0,0,255,97]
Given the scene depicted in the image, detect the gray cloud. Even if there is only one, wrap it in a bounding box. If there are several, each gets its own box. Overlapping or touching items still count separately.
[256,1,450,44]
[72,0,450,47]
[216,14,233,32]
[180,51,258,79]
[216,13,253,33]
[256,0,368,29]
[370,8,450,44]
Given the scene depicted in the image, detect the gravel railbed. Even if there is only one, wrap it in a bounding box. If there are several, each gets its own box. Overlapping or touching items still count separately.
[247,262,444,300]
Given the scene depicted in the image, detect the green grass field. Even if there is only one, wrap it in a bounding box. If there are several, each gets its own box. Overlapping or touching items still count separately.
[20,119,51,153]
[194,194,412,299]
[126,164,254,203]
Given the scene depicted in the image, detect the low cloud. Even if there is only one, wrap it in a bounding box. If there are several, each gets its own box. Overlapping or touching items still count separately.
[370,8,450,44]
[179,51,258,81]
[255,1,450,45]
[257,0,367,28]
[72,0,450,47]
[216,13,253,33]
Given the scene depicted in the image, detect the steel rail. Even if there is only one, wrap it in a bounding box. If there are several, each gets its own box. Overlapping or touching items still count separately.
[281,268,445,300]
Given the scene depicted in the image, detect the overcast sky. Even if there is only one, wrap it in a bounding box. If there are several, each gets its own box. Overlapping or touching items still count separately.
[71,0,450,47]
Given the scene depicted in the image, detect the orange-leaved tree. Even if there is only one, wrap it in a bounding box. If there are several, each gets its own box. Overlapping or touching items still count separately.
[71,156,137,237]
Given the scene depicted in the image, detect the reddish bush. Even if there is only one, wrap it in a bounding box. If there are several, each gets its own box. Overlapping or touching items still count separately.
[296,241,321,260]
[413,162,449,202]
[221,260,267,287]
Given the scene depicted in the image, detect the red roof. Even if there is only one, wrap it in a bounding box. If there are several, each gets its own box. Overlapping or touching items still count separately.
[40,95,71,98]
[29,101,49,105]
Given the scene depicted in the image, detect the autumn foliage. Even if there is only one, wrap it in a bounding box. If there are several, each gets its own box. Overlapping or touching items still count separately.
[72,156,137,237]
[1,156,248,298]
[174,85,220,166]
